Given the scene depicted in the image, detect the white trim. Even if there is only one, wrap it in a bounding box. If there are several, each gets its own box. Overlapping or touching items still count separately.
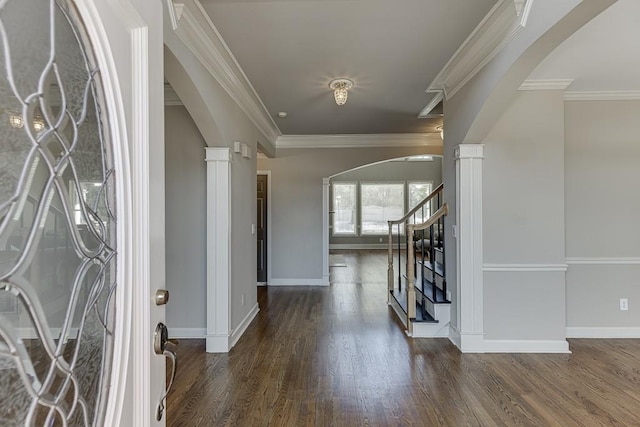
[230,303,260,348]
[518,79,574,91]
[329,244,388,250]
[418,90,444,118]
[174,1,280,144]
[164,83,182,106]
[454,144,485,353]
[169,328,206,339]
[269,278,330,287]
[483,339,570,353]
[388,298,409,329]
[424,0,530,102]
[322,177,330,284]
[566,257,640,265]
[483,264,568,272]
[276,133,442,149]
[205,147,233,353]
[564,91,640,101]
[257,171,272,284]
[257,282,267,287]
[566,327,640,338]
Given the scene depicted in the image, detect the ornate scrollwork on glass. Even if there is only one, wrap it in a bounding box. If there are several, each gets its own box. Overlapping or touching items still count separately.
[0,0,117,425]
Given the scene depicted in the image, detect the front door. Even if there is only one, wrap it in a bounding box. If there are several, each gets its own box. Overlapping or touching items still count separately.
[0,0,165,425]
[257,174,268,283]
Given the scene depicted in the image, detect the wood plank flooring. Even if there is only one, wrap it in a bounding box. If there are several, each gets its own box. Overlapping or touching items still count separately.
[168,250,640,426]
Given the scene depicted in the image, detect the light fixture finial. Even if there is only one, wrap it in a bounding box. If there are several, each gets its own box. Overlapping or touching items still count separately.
[329,78,353,106]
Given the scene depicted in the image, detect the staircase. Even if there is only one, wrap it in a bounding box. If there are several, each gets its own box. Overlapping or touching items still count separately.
[386,183,450,337]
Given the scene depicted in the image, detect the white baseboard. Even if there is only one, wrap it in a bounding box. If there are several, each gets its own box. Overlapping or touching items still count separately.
[388,297,408,328]
[483,339,570,353]
[257,282,267,287]
[169,328,206,339]
[329,244,388,250]
[206,333,231,353]
[566,327,640,338]
[269,278,330,286]
[230,303,259,348]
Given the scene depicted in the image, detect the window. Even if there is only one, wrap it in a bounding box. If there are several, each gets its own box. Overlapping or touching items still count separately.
[361,183,404,235]
[332,183,357,235]
[408,182,433,223]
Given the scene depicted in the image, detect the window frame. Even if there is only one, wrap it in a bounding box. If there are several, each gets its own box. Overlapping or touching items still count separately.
[331,181,358,236]
[408,181,434,222]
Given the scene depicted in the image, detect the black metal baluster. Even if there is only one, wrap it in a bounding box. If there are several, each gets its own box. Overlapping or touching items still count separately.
[397,223,401,292]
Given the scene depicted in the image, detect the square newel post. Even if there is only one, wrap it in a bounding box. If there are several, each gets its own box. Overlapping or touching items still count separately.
[454,144,484,352]
[205,147,232,353]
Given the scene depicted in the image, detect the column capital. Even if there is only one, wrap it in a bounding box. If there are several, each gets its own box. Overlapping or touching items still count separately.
[205,147,232,162]
[454,144,484,160]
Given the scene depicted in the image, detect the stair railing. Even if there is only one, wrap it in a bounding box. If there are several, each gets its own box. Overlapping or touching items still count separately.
[387,183,447,335]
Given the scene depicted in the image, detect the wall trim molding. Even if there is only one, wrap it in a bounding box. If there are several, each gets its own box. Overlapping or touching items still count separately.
[329,244,388,250]
[518,79,574,91]
[483,339,570,353]
[169,328,206,339]
[230,303,260,348]
[483,263,568,272]
[174,1,281,144]
[564,91,640,101]
[164,83,182,106]
[205,333,231,353]
[276,134,442,149]
[566,257,640,265]
[566,327,640,338]
[269,278,330,287]
[423,0,531,110]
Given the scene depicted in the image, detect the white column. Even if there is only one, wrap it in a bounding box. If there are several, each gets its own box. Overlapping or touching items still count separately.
[205,147,232,352]
[322,177,330,284]
[454,144,485,352]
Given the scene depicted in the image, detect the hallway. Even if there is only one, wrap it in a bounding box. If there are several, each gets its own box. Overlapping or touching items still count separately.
[167,251,640,426]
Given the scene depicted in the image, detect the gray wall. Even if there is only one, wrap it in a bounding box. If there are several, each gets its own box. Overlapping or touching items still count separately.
[165,106,207,331]
[564,100,640,329]
[257,146,442,281]
[330,158,442,245]
[482,90,566,341]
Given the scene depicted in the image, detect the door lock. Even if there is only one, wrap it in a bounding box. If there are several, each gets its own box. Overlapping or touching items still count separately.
[154,322,178,421]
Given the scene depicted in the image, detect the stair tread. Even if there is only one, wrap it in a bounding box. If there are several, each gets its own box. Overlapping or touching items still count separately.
[401,273,450,304]
[390,287,438,323]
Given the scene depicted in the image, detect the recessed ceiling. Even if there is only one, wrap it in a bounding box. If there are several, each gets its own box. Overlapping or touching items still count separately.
[201,0,498,135]
[528,0,640,92]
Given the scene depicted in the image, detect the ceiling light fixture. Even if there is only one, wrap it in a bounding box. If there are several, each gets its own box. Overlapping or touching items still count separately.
[9,112,24,129]
[329,78,353,106]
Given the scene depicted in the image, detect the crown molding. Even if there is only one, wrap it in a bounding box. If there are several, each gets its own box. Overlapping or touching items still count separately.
[518,79,574,91]
[275,134,443,149]
[418,90,444,118]
[422,0,533,115]
[563,91,640,101]
[172,0,281,144]
[164,84,182,106]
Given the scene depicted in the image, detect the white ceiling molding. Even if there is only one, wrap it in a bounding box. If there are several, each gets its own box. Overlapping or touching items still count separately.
[164,84,183,106]
[276,134,443,149]
[421,0,533,115]
[418,90,444,118]
[563,91,640,101]
[165,0,184,31]
[518,79,574,91]
[172,0,281,144]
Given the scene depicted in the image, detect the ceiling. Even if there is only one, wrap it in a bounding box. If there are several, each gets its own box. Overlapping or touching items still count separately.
[528,0,640,92]
[200,0,498,135]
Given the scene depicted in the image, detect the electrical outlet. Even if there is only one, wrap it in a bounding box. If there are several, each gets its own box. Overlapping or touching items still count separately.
[452,225,457,238]
[620,298,628,311]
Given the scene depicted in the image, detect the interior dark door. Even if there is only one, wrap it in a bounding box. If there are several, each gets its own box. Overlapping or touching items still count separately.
[257,174,268,282]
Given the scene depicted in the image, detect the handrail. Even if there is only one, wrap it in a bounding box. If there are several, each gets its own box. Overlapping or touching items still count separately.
[408,204,448,233]
[388,183,443,226]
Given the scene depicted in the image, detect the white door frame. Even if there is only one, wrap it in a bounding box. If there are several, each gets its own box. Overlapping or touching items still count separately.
[74,1,163,425]
[257,170,272,285]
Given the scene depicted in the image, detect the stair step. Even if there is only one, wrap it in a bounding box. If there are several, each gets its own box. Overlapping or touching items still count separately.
[417,259,445,277]
[390,287,438,323]
[402,273,450,304]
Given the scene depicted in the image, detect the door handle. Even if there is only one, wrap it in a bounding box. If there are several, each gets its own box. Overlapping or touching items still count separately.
[154,322,178,421]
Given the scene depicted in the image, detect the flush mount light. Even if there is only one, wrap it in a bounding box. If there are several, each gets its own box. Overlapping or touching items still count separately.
[277,111,288,118]
[329,78,353,106]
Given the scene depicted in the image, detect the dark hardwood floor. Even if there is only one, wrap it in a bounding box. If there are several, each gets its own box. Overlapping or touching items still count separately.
[168,250,640,426]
